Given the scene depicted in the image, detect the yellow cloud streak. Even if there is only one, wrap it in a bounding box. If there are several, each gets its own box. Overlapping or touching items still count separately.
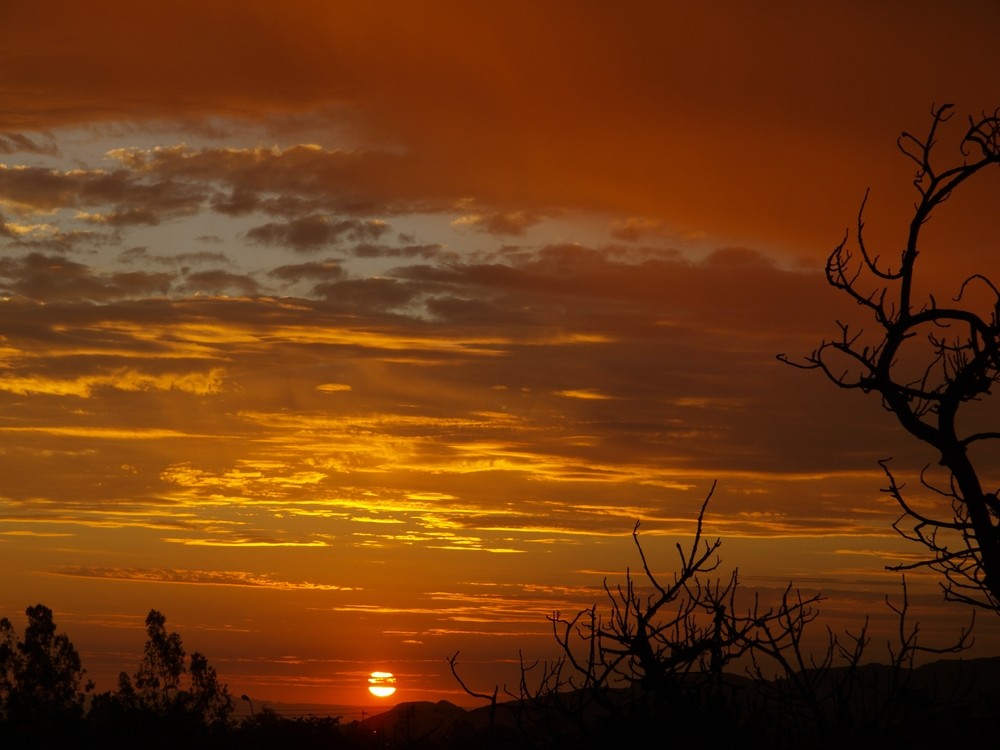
[162,537,329,547]
[555,389,616,400]
[316,382,352,392]
[0,368,225,397]
[236,411,888,487]
[68,314,614,357]
[428,545,524,554]
[0,509,242,533]
[0,426,218,439]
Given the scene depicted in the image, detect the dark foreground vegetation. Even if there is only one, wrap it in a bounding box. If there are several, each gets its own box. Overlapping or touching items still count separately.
[0,600,998,749]
[0,593,997,749]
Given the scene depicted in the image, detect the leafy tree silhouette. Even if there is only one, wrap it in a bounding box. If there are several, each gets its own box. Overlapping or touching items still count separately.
[188,650,234,726]
[89,608,233,748]
[779,104,1000,612]
[0,617,17,711]
[133,609,187,707]
[0,605,90,745]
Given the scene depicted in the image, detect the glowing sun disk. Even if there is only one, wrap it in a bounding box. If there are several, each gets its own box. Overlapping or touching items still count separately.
[368,670,397,698]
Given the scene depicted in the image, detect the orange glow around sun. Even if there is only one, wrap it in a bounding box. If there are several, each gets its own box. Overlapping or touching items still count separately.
[367,671,397,698]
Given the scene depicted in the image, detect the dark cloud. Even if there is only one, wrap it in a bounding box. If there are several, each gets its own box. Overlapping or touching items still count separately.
[5,227,112,254]
[210,189,320,218]
[0,164,205,221]
[114,144,459,218]
[424,295,513,325]
[117,247,151,263]
[269,260,344,283]
[313,277,417,310]
[105,270,176,297]
[351,242,447,260]
[77,207,161,226]
[246,214,389,252]
[176,250,230,265]
[209,186,261,216]
[178,269,259,296]
[0,132,59,156]
[0,252,174,301]
[393,243,836,335]
[117,247,231,266]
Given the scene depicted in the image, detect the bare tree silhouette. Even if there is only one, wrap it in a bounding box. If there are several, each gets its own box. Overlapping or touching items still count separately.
[779,104,1000,612]
[451,484,974,748]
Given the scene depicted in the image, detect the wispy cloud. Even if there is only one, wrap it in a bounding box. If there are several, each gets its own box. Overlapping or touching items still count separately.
[51,566,351,590]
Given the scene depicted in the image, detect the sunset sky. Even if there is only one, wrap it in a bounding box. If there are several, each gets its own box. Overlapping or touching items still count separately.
[2,1,1000,708]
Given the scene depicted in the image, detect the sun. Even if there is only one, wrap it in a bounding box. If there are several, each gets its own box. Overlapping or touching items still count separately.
[368,671,397,698]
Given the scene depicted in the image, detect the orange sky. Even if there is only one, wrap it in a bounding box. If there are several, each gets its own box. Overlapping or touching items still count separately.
[1,1,999,708]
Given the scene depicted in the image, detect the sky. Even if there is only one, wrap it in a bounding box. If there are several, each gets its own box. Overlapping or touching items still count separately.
[1,0,1000,709]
